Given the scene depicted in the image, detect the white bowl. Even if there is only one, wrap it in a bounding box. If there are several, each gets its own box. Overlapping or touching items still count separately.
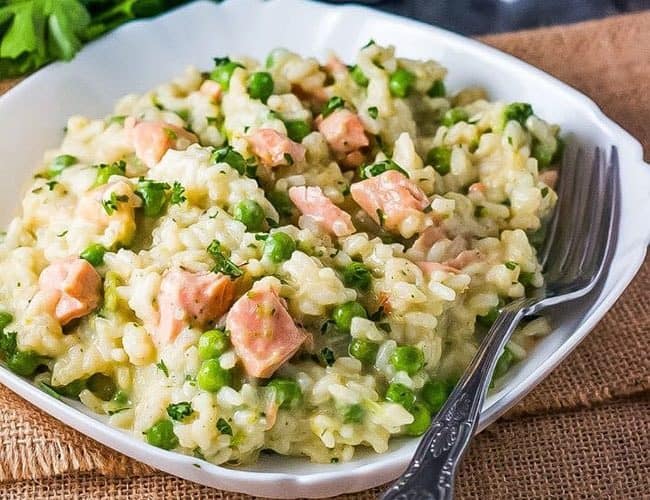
[0,0,648,497]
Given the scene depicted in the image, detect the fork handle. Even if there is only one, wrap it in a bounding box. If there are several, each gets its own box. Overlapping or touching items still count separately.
[381,304,528,500]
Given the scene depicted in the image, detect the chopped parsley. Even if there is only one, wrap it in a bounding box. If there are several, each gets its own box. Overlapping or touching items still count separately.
[361,160,408,179]
[217,417,233,435]
[102,192,129,215]
[207,240,243,278]
[367,106,378,119]
[322,96,345,117]
[170,181,186,205]
[319,347,336,366]
[167,402,194,422]
[156,360,169,377]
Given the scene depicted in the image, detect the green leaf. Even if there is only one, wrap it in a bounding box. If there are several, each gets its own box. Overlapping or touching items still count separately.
[46,0,91,61]
[207,240,242,278]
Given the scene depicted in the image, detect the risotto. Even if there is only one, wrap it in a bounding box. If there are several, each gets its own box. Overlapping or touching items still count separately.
[0,43,561,465]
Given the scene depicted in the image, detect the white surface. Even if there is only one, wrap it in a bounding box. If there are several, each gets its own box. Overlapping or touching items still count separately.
[0,0,648,497]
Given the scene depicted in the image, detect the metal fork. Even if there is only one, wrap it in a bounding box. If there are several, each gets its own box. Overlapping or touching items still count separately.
[381,146,620,500]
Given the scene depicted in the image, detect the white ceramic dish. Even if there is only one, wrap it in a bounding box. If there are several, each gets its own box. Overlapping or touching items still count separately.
[0,0,648,497]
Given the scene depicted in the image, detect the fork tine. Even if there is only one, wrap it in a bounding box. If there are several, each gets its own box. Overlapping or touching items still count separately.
[564,147,606,275]
[540,145,582,272]
[556,147,601,274]
[544,146,596,279]
[580,146,620,288]
[575,148,607,274]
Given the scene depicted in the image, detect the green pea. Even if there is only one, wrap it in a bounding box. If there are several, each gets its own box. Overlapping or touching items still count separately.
[145,419,179,450]
[198,329,230,360]
[342,403,364,423]
[493,347,514,379]
[389,68,416,98]
[87,373,117,401]
[233,200,265,232]
[348,338,378,365]
[425,146,452,176]
[247,71,274,103]
[532,140,557,169]
[197,359,231,392]
[267,190,294,217]
[210,146,247,175]
[427,79,446,98]
[7,350,42,376]
[94,161,126,187]
[210,59,242,91]
[502,102,533,128]
[332,301,367,333]
[390,346,425,376]
[404,402,432,436]
[385,382,416,410]
[342,262,372,291]
[441,107,469,127]
[421,380,449,413]
[136,179,169,217]
[263,232,296,263]
[54,379,86,399]
[80,244,107,267]
[47,154,77,178]
[284,120,311,142]
[0,311,13,330]
[350,65,369,87]
[267,378,302,409]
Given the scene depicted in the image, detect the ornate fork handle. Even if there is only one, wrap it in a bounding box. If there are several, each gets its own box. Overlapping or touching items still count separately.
[381,301,531,500]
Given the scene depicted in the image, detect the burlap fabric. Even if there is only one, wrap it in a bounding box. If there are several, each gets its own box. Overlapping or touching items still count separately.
[1,11,649,499]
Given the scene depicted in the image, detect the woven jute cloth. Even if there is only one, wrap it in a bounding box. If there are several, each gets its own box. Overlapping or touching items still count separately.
[1,10,649,499]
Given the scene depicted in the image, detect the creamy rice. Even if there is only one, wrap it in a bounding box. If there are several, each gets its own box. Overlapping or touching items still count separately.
[0,42,561,465]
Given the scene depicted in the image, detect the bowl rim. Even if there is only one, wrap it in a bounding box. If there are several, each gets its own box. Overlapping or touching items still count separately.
[0,0,648,497]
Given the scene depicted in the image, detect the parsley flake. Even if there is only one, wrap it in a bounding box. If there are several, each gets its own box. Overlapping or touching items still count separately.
[156,360,169,377]
[207,240,243,278]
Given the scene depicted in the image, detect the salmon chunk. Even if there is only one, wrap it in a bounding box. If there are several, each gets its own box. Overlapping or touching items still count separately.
[155,269,237,346]
[226,282,309,378]
[288,186,355,237]
[316,109,368,166]
[247,129,306,167]
[416,261,461,275]
[444,249,482,269]
[417,249,483,277]
[125,118,198,168]
[410,226,448,258]
[38,258,102,325]
[350,170,430,233]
